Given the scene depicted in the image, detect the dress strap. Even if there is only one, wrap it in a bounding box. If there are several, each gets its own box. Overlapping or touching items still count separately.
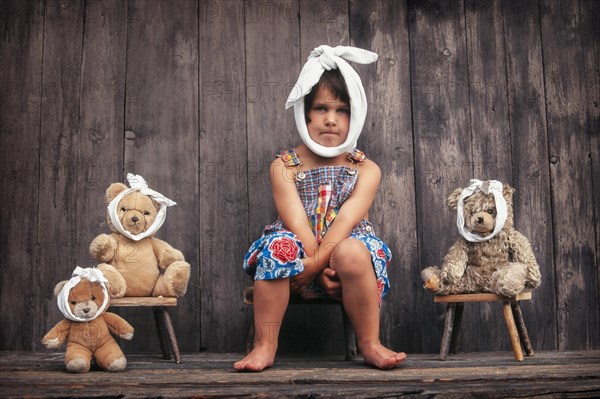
[277,149,303,167]
[348,148,366,164]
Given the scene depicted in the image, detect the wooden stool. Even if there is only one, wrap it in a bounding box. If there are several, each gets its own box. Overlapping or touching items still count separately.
[243,287,357,360]
[434,291,534,362]
[110,297,182,364]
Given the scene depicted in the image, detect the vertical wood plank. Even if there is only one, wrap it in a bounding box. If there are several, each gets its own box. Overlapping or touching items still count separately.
[0,0,44,350]
[408,0,472,353]
[581,0,600,329]
[540,0,599,349]
[77,0,127,272]
[295,0,350,356]
[349,0,420,354]
[300,0,348,50]
[245,0,301,353]
[36,0,84,349]
[462,0,512,352]
[502,0,556,351]
[123,0,199,352]
[465,0,512,183]
[199,0,249,352]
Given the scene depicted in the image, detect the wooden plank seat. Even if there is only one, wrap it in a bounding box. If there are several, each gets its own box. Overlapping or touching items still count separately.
[243,287,357,360]
[434,291,534,362]
[110,297,182,364]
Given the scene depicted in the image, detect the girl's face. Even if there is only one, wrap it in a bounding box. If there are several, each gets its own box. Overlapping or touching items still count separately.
[306,85,350,149]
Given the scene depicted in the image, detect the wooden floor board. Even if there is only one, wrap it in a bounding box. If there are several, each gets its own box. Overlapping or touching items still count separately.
[0,351,599,398]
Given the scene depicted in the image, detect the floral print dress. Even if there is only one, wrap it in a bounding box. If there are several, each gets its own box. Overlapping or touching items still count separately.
[243,149,392,302]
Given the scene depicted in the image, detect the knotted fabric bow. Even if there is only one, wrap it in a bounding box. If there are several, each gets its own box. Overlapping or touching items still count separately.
[57,267,109,322]
[107,173,176,241]
[456,179,508,242]
[285,45,378,158]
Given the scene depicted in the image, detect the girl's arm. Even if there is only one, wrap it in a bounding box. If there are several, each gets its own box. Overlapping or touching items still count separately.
[270,157,319,257]
[291,159,382,292]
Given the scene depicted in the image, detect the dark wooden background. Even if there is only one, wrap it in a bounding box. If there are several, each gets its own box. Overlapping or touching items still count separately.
[1,0,598,355]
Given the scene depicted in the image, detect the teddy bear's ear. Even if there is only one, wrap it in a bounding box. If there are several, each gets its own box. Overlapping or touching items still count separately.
[447,188,464,210]
[53,280,68,297]
[105,183,128,204]
[502,183,516,201]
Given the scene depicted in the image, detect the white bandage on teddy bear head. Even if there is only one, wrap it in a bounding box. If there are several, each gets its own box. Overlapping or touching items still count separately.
[456,179,508,242]
[107,173,176,241]
[57,267,109,322]
[285,45,378,158]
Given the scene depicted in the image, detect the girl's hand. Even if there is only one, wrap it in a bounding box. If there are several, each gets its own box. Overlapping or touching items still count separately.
[290,257,321,294]
[317,268,341,300]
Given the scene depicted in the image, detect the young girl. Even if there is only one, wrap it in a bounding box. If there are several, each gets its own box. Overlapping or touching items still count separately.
[234,46,406,371]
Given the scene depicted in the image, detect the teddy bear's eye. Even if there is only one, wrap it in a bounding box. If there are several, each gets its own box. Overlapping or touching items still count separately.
[143,211,151,216]
[120,207,127,212]
[487,209,494,214]
[91,295,96,300]
[71,301,76,305]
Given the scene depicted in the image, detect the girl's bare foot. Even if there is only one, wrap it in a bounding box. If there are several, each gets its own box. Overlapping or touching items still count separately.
[233,342,277,372]
[360,342,406,369]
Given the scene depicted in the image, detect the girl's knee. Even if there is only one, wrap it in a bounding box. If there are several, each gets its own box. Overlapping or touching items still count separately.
[330,238,371,277]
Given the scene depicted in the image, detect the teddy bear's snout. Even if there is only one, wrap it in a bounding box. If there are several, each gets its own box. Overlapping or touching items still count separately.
[73,301,99,318]
[470,212,495,233]
[122,210,146,232]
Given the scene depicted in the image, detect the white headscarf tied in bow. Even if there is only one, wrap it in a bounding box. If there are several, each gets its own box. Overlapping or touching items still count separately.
[456,179,508,242]
[285,45,378,158]
[107,173,176,241]
[57,267,109,322]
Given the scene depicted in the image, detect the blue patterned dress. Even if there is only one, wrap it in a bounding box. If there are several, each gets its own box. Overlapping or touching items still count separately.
[243,149,392,303]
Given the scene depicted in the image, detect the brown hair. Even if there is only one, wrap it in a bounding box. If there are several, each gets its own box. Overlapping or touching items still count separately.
[304,69,350,123]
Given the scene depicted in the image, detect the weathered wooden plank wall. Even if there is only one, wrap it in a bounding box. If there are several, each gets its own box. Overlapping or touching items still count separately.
[1,0,598,355]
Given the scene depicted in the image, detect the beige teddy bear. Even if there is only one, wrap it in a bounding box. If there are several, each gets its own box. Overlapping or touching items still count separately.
[42,267,134,373]
[421,180,541,297]
[89,174,190,298]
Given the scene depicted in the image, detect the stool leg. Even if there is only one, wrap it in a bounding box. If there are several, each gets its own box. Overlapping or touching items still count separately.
[161,307,182,364]
[511,301,534,357]
[153,307,171,360]
[341,307,357,361]
[449,302,464,354]
[439,303,456,360]
[502,301,523,362]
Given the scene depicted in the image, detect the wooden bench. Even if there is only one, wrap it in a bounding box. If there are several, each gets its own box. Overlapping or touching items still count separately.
[110,297,182,364]
[434,291,534,361]
[243,287,357,360]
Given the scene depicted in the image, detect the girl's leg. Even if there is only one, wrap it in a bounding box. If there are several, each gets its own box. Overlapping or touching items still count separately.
[233,278,289,371]
[331,238,406,369]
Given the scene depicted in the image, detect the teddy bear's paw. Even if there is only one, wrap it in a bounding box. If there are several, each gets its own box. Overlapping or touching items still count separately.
[89,234,117,262]
[526,269,542,288]
[158,249,185,269]
[421,267,441,292]
[169,262,191,297]
[153,262,191,297]
[97,263,127,298]
[491,264,527,297]
[42,337,60,349]
[491,276,525,297]
[66,358,90,373]
[107,356,127,372]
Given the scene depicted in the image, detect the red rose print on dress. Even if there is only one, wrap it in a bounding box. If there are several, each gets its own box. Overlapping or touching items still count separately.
[269,237,299,263]
[377,278,385,306]
[377,248,386,259]
[247,251,258,267]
